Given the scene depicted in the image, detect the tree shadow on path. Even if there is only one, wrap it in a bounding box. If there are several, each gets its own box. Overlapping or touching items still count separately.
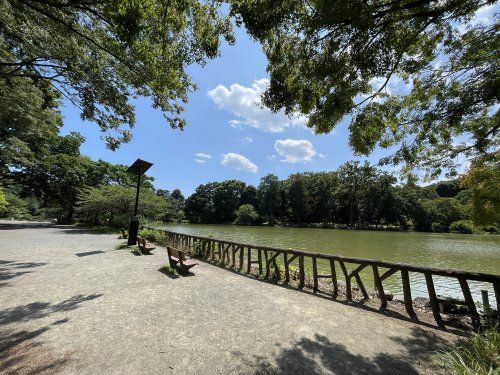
[0,293,103,374]
[0,324,72,374]
[0,260,47,287]
[0,293,103,326]
[235,326,450,374]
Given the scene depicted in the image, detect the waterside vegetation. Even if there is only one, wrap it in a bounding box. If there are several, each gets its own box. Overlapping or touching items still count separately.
[184,162,499,234]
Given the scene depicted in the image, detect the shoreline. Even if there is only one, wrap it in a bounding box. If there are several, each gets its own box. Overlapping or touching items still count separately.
[163,221,498,235]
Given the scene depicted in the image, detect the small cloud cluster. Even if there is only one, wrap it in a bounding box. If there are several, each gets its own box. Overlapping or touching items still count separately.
[470,3,498,26]
[220,153,258,173]
[368,76,412,97]
[274,139,316,163]
[208,79,305,132]
[194,152,211,164]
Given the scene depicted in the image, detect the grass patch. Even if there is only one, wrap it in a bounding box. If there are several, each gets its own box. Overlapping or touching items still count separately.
[159,263,177,275]
[114,242,130,250]
[440,325,499,374]
[130,247,142,256]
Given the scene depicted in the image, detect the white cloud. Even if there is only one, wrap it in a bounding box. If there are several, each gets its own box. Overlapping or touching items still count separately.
[457,4,498,34]
[369,76,412,96]
[195,159,206,164]
[220,153,258,173]
[274,139,316,163]
[242,136,253,143]
[208,79,306,132]
[470,3,498,26]
[194,153,211,159]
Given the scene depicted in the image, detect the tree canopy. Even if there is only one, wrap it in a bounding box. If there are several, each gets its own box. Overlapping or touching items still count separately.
[1,0,234,148]
[230,0,499,176]
[461,158,500,226]
[182,162,493,233]
[76,185,171,227]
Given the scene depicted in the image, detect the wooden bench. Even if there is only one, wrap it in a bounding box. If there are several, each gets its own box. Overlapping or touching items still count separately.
[167,246,198,274]
[137,236,155,254]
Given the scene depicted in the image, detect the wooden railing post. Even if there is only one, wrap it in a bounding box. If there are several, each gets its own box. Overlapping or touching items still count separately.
[239,246,244,271]
[329,259,338,297]
[424,272,443,326]
[458,277,480,330]
[264,250,270,279]
[298,256,305,288]
[372,265,386,308]
[231,244,236,268]
[312,256,318,292]
[339,261,351,300]
[284,253,289,283]
[401,270,415,318]
[247,247,252,274]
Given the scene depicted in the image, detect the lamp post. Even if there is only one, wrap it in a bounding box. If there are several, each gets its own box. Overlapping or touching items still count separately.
[127,158,153,245]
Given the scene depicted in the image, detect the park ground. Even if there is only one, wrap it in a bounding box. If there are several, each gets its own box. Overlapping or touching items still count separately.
[0,221,460,374]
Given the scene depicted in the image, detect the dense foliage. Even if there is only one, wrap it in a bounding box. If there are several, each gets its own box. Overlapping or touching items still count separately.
[1,0,233,148]
[184,161,498,233]
[461,158,500,226]
[0,122,184,224]
[234,204,259,225]
[230,0,499,176]
[76,185,170,228]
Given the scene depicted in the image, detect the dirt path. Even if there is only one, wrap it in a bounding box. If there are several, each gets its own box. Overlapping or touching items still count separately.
[0,221,459,374]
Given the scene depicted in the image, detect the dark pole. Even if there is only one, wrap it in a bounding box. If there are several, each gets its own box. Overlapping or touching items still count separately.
[133,169,141,217]
[126,159,153,246]
[128,169,142,246]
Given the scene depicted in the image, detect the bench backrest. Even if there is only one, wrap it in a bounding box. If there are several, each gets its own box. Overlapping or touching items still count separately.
[167,246,186,261]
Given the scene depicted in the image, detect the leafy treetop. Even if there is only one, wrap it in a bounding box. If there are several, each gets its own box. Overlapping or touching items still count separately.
[1,0,234,149]
[230,0,498,177]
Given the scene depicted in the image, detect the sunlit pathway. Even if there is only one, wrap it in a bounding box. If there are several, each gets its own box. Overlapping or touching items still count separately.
[0,221,458,374]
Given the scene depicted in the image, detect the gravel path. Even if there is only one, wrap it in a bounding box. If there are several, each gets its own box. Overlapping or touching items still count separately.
[0,221,459,374]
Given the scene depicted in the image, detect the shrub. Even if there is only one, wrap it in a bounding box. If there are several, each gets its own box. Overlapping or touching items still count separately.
[450,220,475,234]
[441,325,499,375]
[482,226,499,234]
[234,204,259,225]
[138,228,167,244]
[431,222,445,233]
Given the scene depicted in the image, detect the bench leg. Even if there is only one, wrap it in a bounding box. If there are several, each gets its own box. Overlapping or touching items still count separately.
[177,264,197,275]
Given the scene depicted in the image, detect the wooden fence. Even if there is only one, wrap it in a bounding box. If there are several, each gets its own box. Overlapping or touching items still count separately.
[158,229,500,328]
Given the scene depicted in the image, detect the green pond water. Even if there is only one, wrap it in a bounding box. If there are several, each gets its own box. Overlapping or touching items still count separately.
[162,223,500,303]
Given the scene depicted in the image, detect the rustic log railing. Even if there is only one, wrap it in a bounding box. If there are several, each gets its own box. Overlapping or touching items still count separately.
[156,229,500,328]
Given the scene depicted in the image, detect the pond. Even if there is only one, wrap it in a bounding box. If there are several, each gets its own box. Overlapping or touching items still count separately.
[162,223,500,303]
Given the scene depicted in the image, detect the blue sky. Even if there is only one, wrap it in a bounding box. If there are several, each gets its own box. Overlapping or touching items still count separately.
[60,5,498,196]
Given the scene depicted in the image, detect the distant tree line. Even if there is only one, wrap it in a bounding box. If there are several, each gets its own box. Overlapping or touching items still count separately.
[185,161,499,234]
